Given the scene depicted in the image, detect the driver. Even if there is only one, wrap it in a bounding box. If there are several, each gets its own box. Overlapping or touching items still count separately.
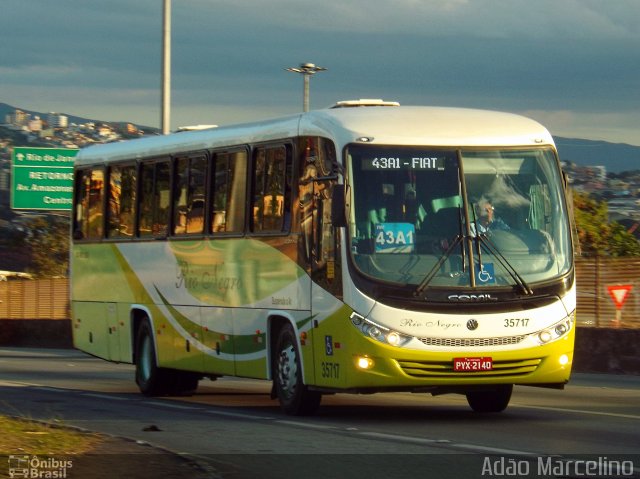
[474,199,510,234]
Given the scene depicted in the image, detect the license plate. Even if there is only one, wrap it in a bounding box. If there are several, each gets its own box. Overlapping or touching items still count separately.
[453,357,493,371]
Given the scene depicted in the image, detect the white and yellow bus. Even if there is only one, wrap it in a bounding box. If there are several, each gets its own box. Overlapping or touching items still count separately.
[71,102,575,415]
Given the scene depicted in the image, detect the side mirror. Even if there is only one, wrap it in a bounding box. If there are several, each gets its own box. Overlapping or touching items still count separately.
[331,186,347,228]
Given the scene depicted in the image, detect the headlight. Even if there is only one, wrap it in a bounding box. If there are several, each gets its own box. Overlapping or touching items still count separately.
[532,312,574,345]
[350,312,412,347]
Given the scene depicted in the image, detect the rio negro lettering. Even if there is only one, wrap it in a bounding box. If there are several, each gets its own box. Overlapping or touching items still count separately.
[175,260,241,293]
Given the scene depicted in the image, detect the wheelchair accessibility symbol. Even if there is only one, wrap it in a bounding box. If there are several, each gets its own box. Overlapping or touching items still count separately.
[325,335,334,356]
[475,263,495,284]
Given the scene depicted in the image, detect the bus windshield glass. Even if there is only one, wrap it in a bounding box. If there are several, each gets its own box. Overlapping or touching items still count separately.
[346,145,572,290]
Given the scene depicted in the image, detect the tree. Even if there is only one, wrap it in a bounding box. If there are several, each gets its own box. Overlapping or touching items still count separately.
[23,215,70,277]
[572,191,640,257]
[608,221,640,256]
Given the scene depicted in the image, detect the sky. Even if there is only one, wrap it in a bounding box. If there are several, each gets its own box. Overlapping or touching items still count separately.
[1,0,639,145]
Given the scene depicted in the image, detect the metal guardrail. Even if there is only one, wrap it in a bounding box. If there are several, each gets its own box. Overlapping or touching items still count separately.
[0,278,69,320]
[575,257,640,328]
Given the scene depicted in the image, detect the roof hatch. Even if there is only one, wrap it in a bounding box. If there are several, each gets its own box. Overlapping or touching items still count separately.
[330,99,400,108]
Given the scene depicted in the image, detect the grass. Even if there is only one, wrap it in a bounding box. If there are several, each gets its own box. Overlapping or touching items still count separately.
[0,415,101,455]
[0,415,203,479]
[1,416,103,478]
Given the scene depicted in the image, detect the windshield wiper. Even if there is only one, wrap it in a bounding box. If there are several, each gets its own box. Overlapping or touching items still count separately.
[470,205,484,273]
[476,233,533,296]
[458,206,467,273]
[414,233,463,297]
[468,201,531,295]
[415,211,533,297]
[414,206,466,297]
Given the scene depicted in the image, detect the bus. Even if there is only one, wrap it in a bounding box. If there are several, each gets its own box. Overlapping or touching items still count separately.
[71,102,575,415]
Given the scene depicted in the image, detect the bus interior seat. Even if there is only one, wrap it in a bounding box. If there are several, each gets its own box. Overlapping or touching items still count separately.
[428,207,461,238]
[431,195,461,213]
[490,228,554,254]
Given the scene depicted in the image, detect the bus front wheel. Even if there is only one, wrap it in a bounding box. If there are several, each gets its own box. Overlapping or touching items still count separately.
[274,323,321,415]
[466,385,513,413]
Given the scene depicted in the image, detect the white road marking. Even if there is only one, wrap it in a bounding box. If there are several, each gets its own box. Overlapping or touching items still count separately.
[83,393,131,401]
[145,401,201,410]
[205,410,275,421]
[514,403,640,420]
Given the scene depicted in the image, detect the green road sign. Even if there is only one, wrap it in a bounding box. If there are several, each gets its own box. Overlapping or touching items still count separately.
[11,147,78,210]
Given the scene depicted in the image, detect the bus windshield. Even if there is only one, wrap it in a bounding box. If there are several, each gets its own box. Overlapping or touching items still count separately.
[346,145,572,290]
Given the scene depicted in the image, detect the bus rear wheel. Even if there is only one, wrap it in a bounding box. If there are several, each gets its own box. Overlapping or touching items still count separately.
[466,385,513,413]
[274,323,321,415]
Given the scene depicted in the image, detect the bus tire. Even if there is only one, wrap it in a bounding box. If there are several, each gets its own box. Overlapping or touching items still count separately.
[274,323,321,415]
[135,319,171,396]
[466,385,513,413]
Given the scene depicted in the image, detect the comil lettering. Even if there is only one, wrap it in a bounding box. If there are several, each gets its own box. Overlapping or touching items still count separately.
[448,294,497,301]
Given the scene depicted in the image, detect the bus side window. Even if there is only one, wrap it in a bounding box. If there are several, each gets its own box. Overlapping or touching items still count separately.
[138,160,170,238]
[73,170,87,239]
[172,155,206,235]
[211,150,247,234]
[155,162,171,236]
[251,145,291,233]
[173,157,189,234]
[138,163,155,237]
[107,164,136,239]
[74,168,104,240]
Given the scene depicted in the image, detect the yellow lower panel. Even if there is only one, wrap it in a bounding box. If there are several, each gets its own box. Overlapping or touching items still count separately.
[311,325,574,391]
[397,358,542,378]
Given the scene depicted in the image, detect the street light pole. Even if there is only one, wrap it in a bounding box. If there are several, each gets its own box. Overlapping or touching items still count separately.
[302,73,310,113]
[161,0,171,135]
[285,63,327,112]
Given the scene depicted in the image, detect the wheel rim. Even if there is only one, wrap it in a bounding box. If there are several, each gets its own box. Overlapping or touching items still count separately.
[277,343,298,399]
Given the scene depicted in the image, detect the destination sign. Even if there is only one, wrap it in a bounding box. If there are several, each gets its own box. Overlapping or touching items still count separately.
[362,156,446,171]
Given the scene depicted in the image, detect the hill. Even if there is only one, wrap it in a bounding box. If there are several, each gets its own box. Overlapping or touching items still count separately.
[0,102,157,133]
[554,137,639,173]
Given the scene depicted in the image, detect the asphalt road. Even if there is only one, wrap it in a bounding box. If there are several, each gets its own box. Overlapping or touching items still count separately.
[1,347,639,479]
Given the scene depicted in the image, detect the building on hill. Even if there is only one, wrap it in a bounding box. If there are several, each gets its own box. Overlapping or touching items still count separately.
[5,109,30,127]
[47,112,68,129]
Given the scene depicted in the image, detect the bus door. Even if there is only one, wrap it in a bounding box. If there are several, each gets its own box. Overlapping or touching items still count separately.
[309,178,345,388]
[105,302,120,360]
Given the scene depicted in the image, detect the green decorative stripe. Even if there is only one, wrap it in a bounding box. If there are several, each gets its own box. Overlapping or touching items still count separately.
[153,286,319,356]
[110,244,155,304]
[296,315,315,330]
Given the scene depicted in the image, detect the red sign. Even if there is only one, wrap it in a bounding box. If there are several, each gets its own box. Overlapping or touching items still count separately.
[607,284,633,310]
